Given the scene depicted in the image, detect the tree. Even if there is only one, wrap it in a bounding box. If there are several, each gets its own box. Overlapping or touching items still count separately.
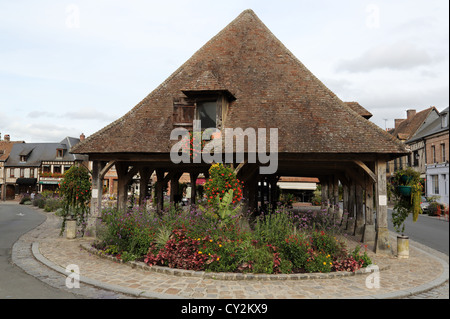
[58,165,91,236]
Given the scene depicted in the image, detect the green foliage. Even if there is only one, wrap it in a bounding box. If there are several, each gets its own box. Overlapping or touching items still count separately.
[391,168,423,234]
[204,163,243,204]
[254,210,296,247]
[96,203,372,274]
[58,165,92,236]
[350,245,372,268]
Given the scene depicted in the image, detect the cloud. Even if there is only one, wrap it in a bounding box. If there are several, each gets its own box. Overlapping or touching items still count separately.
[27,111,52,118]
[61,109,116,121]
[336,41,433,73]
[26,108,116,121]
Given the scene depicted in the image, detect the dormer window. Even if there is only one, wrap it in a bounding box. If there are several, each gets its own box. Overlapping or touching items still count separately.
[56,149,64,158]
[196,98,218,130]
[441,113,448,128]
[20,155,27,163]
[176,70,235,131]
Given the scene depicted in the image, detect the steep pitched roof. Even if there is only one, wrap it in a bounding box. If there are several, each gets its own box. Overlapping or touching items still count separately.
[407,107,449,143]
[0,140,25,162]
[72,9,407,156]
[5,137,87,167]
[344,102,372,119]
[390,107,439,141]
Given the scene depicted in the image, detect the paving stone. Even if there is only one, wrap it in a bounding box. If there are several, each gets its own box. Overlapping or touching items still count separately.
[11,209,450,299]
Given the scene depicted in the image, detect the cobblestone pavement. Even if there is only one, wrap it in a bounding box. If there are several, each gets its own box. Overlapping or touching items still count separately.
[12,207,449,299]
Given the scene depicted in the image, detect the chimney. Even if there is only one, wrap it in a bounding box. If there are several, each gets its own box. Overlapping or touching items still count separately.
[4,134,10,141]
[394,119,405,129]
[80,133,85,141]
[407,109,416,120]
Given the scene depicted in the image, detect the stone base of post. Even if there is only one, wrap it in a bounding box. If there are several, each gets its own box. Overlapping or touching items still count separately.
[362,224,376,246]
[375,227,392,255]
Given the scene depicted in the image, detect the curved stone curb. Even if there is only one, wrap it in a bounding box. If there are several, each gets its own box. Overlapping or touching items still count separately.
[31,242,185,299]
[80,242,390,281]
[360,232,450,299]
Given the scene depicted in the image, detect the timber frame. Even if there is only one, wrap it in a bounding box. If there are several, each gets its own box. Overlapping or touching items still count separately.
[73,10,409,255]
[87,152,394,254]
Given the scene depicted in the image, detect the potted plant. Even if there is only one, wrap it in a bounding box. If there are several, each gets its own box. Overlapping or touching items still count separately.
[391,168,423,258]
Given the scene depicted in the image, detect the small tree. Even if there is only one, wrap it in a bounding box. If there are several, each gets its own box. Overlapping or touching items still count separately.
[58,165,92,236]
[204,163,243,204]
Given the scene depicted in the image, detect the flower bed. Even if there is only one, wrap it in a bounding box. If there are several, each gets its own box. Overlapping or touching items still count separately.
[93,164,372,274]
[94,204,372,274]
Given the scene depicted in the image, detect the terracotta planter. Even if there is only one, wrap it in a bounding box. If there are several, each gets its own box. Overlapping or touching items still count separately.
[397,235,409,259]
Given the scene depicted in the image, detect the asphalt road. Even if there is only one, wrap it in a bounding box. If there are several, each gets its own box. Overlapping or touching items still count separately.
[0,202,79,299]
[388,208,449,255]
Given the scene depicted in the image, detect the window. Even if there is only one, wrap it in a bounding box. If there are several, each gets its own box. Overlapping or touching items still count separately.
[431,145,436,163]
[30,169,34,178]
[53,165,61,174]
[10,168,14,178]
[441,143,446,162]
[43,165,51,173]
[56,149,64,158]
[443,174,448,195]
[413,150,419,167]
[197,100,217,130]
[432,175,439,194]
[20,168,24,178]
[20,155,27,162]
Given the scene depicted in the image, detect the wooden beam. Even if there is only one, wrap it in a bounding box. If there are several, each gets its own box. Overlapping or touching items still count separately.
[234,159,247,175]
[353,160,377,183]
[99,160,116,179]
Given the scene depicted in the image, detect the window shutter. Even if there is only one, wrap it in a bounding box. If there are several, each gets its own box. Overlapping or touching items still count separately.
[173,97,195,128]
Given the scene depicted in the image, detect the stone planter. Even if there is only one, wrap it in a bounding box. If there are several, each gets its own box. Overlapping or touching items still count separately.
[66,219,77,239]
[397,235,409,259]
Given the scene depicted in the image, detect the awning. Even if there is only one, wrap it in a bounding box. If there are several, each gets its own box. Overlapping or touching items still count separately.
[39,181,59,185]
[16,178,37,185]
[277,181,317,191]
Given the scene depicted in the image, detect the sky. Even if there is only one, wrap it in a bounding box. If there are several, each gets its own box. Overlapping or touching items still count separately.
[0,0,448,143]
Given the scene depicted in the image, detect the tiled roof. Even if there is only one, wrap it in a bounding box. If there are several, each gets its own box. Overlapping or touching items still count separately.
[390,107,438,141]
[72,9,407,156]
[0,140,25,162]
[5,137,87,167]
[344,102,373,119]
[407,107,449,143]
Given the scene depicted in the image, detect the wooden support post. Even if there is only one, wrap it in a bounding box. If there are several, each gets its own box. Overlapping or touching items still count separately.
[362,173,376,247]
[347,182,356,234]
[87,160,105,237]
[321,178,329,209]
[333,175,340,220]
[116,163,129,213]
[342,183,349,227]
[375,160,392,254]
[170,172,182,207]
[355,183,365,236]
[139,167,153,207]
[269,175,279,210]
[155,169,165,214]
[189,172,199,205]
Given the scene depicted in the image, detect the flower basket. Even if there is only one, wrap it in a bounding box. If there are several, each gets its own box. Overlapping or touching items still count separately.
[397,185,412,196]
[401,175,413,184]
